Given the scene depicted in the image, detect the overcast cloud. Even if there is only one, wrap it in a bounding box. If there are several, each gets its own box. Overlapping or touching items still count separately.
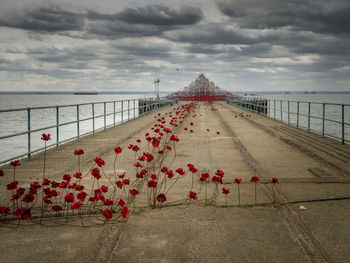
[0,0,349,92]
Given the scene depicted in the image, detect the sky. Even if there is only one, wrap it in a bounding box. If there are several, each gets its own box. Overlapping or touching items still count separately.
[0,0,349,93]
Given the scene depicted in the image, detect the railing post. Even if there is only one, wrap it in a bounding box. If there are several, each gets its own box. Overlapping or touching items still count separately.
[77,105,80,139]
[287,101,290,125]
[274,100,276,120]
[92,103,95,134]
[322,103,325,136]
[121,101,124,123]
[280,100,283,122]
[133,99,136,119]
[307,102,311,132]
[104,102,106,131]
[342,104,345,144]
[27,109,31,160]
[56,107,59,147]
[113,101,116,126]
[297,101,300,128]
[128,100,130,121]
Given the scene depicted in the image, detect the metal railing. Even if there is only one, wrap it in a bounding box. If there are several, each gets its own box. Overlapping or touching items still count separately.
[229,98,350,144]
[0,97,171,164]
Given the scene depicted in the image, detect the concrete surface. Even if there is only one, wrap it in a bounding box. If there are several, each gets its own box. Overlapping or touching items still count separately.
[0,101,349,263]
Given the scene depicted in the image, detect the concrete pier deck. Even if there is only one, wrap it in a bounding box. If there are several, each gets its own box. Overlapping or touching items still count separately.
[0,101,349,263]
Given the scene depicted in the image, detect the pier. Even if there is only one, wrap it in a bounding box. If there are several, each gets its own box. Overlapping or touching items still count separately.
[1,97,350,262]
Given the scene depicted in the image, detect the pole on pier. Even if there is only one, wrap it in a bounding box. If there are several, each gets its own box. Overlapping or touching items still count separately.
[27,109,31,160]
[77,105,80,139]
[104,102,106,131]
[56,107,59,148]
[322,103,325,136]
[113,101,116,126]
[297,102,300,128]
[307,102,311,132]
[92,103,95,134]
[342,104,345,144]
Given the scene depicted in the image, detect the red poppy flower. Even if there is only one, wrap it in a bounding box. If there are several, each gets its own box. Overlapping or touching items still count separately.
[117,198,126,207]
[59,181,69,188]
[101,185,108,193]
[190,129,194,133]
[167,170,174,178]
[0,206,11,215]
[150,174,157,180]
[156,193,167,203]
[64,193,75,203]
[10,160,20,167]
[129,189,139,196]
[206,129,210,132]
[145,132,150,137]
[271,178,279,184]
[43,178,50,185]
[175,168,185,176]
[146,154,154,162]
[52,205,63,212]
[234,178,242,184]
[71,201,82,210]
[94,156,105,167]
[164,127,172,133]
[123,179,130,185]
[222,187,230,194]
[166,145,172,151]
[189,191,198,200]
[121,206,130,219]
[161,166,168,173]
[51,181,59,188]
[187,164,198,173]
[148,180,158,189]
[30,181,41,189]
[73,172,82,179]
[0,170,4,177]
[75,185,84,191]
[63,174,71,182]
[74,149,84,155]
[250,176,260,182]
[6,181,19,190]
[104,199,114,206]
[118,172,126,179]
[136,138,141,143]
[200,172,210,181]
[102,208,113,221]
[138,156,146,162]
[13,208,32,220]
[152,138,160,148]
[114,146,122,154]
[91,167,101,180]
[43,196,52,204]
[22,193,35,203]
[134,162,144,168]
[128,144,133,149]
[132,145,140,152]
[77,191,87,201]
[212,176,223,184]
[41,133,51,141]
[216,131,220,135]
[215,170,224,177]
[116,180,124,189]
[169,135,179,142]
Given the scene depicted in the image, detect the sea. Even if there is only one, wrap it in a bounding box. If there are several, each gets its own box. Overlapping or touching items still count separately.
[0,93,349,163]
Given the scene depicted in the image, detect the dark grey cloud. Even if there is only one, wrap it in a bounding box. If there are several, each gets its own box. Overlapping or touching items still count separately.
[217,0,350,34]
[0,4,85,32]
[117,5,203,26]
[87,21,162,39]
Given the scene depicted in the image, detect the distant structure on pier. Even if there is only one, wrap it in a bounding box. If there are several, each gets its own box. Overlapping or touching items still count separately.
[168,73,235,101]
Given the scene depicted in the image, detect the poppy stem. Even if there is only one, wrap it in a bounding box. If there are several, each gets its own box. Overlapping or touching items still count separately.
[237,184,241,207]
[254,182,257,205]
[205,182,207,205]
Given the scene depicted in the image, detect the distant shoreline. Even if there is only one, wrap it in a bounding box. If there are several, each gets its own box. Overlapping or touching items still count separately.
[0,91,350,95]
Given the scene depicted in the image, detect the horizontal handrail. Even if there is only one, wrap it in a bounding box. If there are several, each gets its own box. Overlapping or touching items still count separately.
[0,97,172,164]
[229,98,349,144]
